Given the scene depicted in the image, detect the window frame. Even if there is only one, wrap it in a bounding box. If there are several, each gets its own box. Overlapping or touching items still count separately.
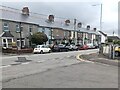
[29,25,33,32]
[3,22,9,32]
[16,24,20,32]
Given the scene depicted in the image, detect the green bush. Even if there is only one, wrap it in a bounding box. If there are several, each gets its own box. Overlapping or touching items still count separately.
[113,40,120,45]
[31,32,48,45]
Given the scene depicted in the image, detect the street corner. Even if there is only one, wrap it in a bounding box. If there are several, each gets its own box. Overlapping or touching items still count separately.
[76,54,85,61]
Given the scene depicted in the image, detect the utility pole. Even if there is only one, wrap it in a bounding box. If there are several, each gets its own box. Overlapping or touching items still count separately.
[74,19,77,44]
[113,30,115,36]
[92,3,102,31]
[19,22,22,49]
[50,28,53,44]
[100,4,102,31]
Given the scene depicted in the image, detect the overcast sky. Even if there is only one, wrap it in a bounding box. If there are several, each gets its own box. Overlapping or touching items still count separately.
[0,0,119,36]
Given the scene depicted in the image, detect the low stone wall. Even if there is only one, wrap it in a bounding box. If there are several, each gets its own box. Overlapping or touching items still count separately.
[99,45,110,58]
[2,48,33,54]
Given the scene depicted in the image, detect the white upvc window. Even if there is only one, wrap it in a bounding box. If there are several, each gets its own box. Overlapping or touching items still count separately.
[20,25,23,32]
[16,24,20,32]
[42,27,45,33]
[29,25,33,32]
[2,38,13,48]
[38,27,45,33]
[64,31,67,37]
[3,22,9,32]
[17,38,25,47]
[2,39,7,48]
[7,39,12,48]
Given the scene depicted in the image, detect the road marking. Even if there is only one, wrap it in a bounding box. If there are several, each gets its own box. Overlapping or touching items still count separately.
[84,60,95,63]
[0,65,11,68]
[36,60,46,63]
[10,62,21,65]
[21,62,30,65]
[1,62,31,68]
[96,62,110,66]
[37,61,43,63]
[67,56,70,58]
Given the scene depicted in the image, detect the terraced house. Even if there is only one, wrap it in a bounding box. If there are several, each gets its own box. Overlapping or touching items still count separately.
[0,5,101,50]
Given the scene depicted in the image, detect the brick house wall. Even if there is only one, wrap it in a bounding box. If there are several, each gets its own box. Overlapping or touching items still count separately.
[52,28,71,44]
[0,19,39,48]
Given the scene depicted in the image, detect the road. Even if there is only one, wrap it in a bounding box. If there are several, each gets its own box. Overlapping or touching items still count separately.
[1,49,118,88]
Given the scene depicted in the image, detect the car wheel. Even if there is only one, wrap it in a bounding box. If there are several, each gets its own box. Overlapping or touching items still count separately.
[71,48,74,51]
[115,51,119,57]
[66,49,68,52]
[49,50,51,53]
[40,50,43,54]
[59,49,62,52]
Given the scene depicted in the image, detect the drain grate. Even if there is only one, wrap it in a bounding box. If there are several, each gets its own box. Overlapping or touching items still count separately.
[15,57,32,62]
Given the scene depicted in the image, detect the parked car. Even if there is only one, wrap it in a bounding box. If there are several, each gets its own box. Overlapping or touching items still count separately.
[76,44,88,50]
[33,45,51,54]
[66,44,78,51]
[51,44,69,52]
[87,43,95,49]
[115,46,120,57]
[94,43,99,48]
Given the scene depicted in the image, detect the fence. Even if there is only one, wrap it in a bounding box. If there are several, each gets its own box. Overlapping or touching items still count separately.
[99,44,119,59]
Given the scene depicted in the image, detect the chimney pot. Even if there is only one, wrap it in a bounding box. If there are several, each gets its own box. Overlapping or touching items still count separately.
[22,7,29,15]
[78,22,82,28]
[48,15,54,22]
[87,25,90,30]
[93,28,97,31]
[65,19,70,25]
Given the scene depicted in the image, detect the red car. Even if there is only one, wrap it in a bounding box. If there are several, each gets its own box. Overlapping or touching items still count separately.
[76,44,88,50]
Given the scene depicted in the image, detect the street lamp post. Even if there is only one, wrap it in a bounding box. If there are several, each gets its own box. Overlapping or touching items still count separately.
[92,4,102,31]
[100,4,102,31]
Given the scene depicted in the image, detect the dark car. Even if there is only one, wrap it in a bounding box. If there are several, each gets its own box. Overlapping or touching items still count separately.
[66,44,78,51]
[51,44,69,52]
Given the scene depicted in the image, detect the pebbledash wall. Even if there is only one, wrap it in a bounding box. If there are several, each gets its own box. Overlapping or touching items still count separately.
[0,5,101,50]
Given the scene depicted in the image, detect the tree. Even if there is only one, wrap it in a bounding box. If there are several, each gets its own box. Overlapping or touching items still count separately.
[31,32,48,45]
[107,38,113,43]
[113,40,120,45]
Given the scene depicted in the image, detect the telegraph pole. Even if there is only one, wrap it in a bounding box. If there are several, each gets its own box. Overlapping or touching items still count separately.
[19,22,22,49]
[74,19,77,44]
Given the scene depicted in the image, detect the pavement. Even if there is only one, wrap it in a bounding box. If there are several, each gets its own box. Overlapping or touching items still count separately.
[78,53,120,67]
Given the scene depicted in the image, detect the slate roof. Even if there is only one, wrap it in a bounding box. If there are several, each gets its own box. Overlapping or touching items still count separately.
[99,31,107,36]
[1,31,14,37]
[107,36,120,40]
[0,5,100,35]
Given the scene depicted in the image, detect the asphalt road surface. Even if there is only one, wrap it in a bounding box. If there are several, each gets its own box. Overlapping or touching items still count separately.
[1,49,118,88]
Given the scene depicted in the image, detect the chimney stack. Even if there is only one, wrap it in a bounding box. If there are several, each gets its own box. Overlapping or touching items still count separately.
[77,22,82,28]
[22,7,29,15]
[65,19,70,26]
[86,25,90,30]
[48,15,54,22]
[93,28,97,32]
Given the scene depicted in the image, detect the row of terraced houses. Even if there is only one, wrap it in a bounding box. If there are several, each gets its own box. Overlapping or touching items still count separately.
[0,6,101,50]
